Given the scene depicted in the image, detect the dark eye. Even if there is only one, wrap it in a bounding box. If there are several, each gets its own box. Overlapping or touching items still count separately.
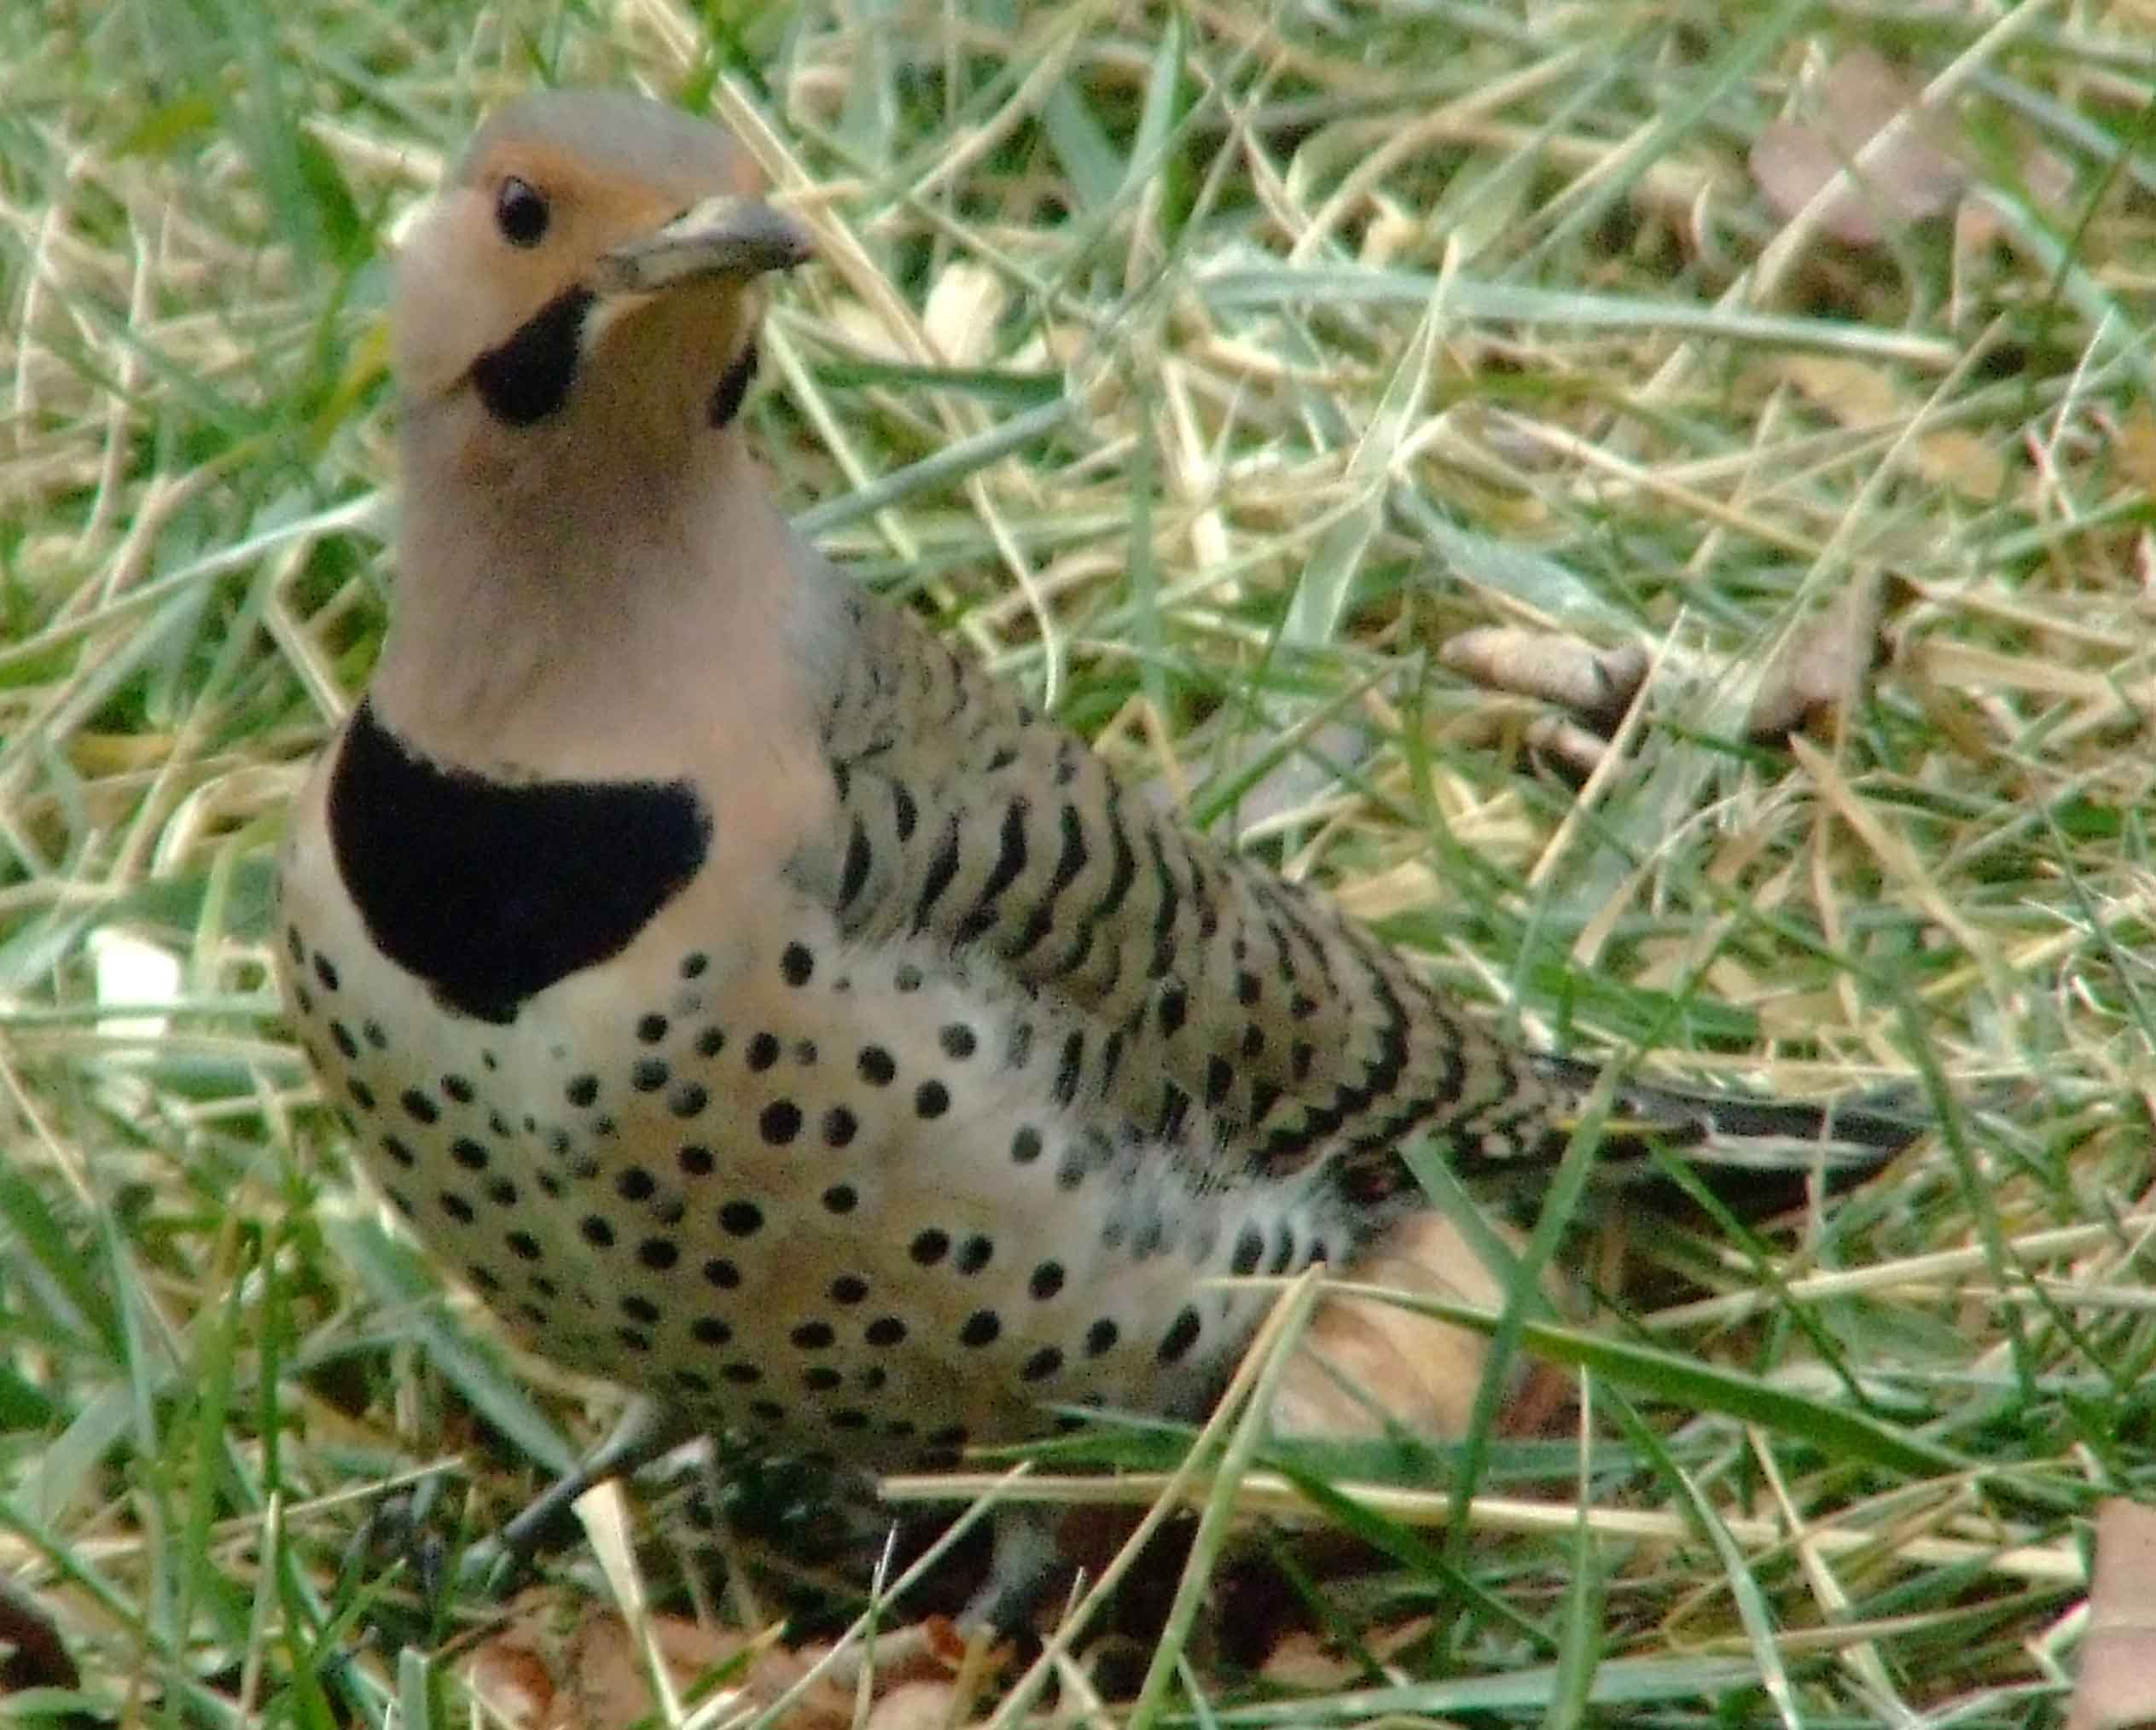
[495,177,549,247]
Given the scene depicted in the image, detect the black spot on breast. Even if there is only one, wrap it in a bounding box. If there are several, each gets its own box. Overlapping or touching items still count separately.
[1158,1304,1201,1362]
[469,286,596,426]
[328,700,710,1023]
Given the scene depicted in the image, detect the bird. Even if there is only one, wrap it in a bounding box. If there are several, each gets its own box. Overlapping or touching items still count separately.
[275,88,1921,1622]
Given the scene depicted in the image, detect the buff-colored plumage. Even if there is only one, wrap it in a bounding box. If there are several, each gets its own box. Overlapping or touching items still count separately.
[275,90,1916,1605]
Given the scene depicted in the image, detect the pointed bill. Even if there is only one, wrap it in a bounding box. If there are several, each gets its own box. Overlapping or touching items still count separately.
[594,195,813,294]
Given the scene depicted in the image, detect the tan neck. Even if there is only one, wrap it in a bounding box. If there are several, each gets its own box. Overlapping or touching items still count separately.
[373,409,832,783]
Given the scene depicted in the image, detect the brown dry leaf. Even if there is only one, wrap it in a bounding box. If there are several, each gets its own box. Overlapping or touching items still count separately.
[1259,1629,1364,1691]
[1269,1211,1560,1442]
[2067,1499,2156,1730]
[464,1596,574,1727]
[1779,355,1899,426]
[465,1599,957,1730]
[1439,627,1649,735]
[1745,580,1887,744]
[1521,714,1616,783]
[1953,140,2070,251]
[865,1679,971,1730]
[1776,355,2007,496]
[1750,48,1967,245]
[1259,1615,1438,1693]
[562,1615,809,1730]
[1907,427,2007,497]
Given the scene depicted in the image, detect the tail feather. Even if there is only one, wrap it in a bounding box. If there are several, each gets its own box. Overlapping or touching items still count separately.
[1327,1050,1926,1208]
[1468,1052,1927,1179]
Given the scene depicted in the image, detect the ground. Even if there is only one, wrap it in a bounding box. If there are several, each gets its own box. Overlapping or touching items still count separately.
[1,1,2151,1724]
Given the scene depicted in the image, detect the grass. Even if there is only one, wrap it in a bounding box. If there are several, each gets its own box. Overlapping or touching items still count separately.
[3,0,2153,1721]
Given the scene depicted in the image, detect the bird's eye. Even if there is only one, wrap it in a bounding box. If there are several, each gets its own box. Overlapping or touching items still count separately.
[495,177,550,247]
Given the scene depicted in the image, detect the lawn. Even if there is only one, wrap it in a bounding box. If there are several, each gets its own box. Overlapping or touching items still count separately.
[2,0,2151,1723]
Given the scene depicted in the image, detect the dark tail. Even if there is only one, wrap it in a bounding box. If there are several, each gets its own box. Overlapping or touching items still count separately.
[1446,1053,1928,1206]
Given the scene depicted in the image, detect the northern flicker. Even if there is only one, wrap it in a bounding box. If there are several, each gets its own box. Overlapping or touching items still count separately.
[275,90,1918,1609]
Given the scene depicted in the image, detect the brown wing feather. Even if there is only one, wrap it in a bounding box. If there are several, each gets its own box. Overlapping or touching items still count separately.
[786,583,1566,1183]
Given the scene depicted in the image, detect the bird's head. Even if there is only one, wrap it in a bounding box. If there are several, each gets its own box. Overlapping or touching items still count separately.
[392,90,811,444]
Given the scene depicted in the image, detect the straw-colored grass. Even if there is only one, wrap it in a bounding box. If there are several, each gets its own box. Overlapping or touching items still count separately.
[3,0,2151,1721]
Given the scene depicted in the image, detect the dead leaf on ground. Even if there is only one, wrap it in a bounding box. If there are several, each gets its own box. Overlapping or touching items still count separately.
[2068,1499,2156,1730]
[1269,1211,1566,1443]
[1750,48,1967,246]
[1776,355,2007,497]
[1259,1629,1366,1692]
[1521,713,1618,783]
[1440,627,1649,735]
[865,1679,969,1730]
[467,1595,965,1730]
[1745,580,1887,745]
